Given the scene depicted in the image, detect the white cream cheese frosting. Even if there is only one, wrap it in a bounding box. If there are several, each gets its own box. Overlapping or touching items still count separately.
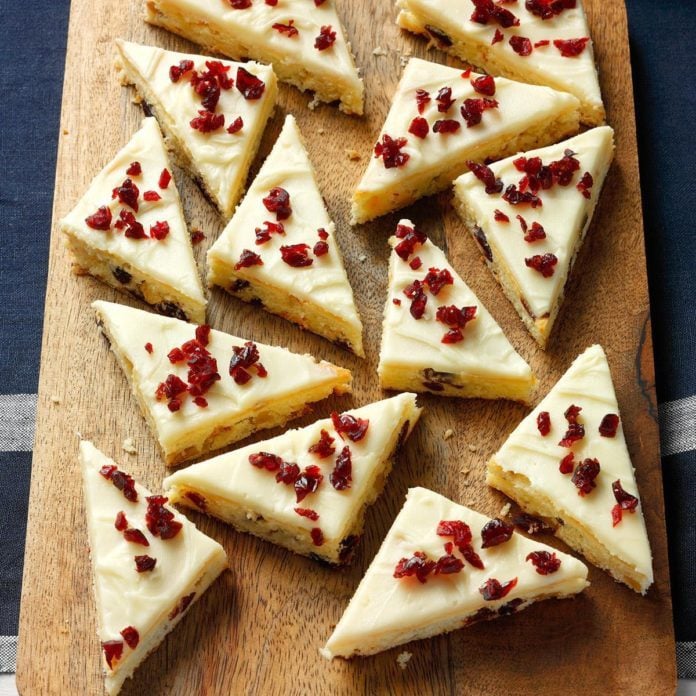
[322,486,589,658]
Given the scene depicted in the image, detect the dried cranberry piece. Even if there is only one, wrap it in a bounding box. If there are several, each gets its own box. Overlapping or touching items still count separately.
[549,149,581,185]
[554,37,589,57]
[313,240,329,256]
[143,190,161,202]
[494,209,510,222]
[467,161,503,194]
[470,0,520,28]
[612,479,639,516]
[150,221,170,240]
[228,0,252,8]
[114,511,128,531]
[126,161,142,176]
[525,253,557,277]
[234,249,263,270]
[525,0,577,20]
[462,546,485,569]
[408,116,429,139]
[276,461,300,485]
[492,28,504,45]
[280,244,313,267]
[374,134,409,169]
[536,411,551,436]
[272,20,299,37]
[169,59,195,82]
[118,210,146,240]
[263,187,292,220]
[509,36,533,56]
[113,178,140,212]
[436,86,455,112]
[193,396,208,408]
[135,555,157,573]
[295,465,323,502]
[229,341,265,384]
[254,220,285,245]
[123,529,149,546]
[236,66,266,99]
[145,495,183,539]
[559,452,575,474]
[558,404,585,446]
[434,554,465,575]
[471,74,496,96]
[227,116,244,134]
[479,577,518,601]
[315,25,336,50]
[394,222,427,260]
[194,325,210,347]
[436,305,477,344]
[480,518,514,548]
[86,206,112,230]
[415,88,431,114]
[437,519,472,548]
[460,97,498,127]
[409,257,422,270]
[102,640,123,669]
[513,513,551,535]
[433,119,461,134]
[311,528,324,546]
[598,413,620,437]
[524,221,546,243]
[502,184,542,207]
[190,110,225,132]
[576,171,594,199]
[394,551,436,584]
[155,374,188,411]
[309,429,336,458]
[120,626,140,649]
[185,491,207,510]
[249,451,283,471]
[330,446,352,490]
[403,280,427,319]
[571,458,600,496]
[392,298,402,306]
[526,550,561,575]
[100,465,138,502]
[159,168,172,189]
[294,507,319,521]
[423,267,454,295]
[331,412,369,442]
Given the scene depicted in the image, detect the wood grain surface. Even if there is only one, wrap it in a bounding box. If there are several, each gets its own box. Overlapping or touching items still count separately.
[16,0,676,694]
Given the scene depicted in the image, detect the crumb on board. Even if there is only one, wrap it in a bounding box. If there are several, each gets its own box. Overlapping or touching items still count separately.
[318,127,326,135]
[397,651,412,670]
[358,254,367,262]
[122,437,137,455]
[499,502,511,518]
[345,149,361,161]
[468,444,478,452]
[400,56,409,67]
[372,46,388,56]
[308,95,320,111]
[460,467,470,476]
[50,395,61,405]
[62,129,69,136]
[443,428,454,440]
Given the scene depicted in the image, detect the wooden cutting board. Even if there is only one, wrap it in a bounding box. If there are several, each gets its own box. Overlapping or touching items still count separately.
[16,0,676,693]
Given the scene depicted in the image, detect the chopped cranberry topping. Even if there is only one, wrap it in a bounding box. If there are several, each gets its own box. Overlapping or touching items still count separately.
[313,240,329,257]
[471,74,496,96]
[114,511,128,531]
[228,0,252,8]
[599,413,620,437]
[492,28,504,44]
[558,404,585,446]
[559,452,575,474]
[144,495,181,540]
[185,491,207,510]
[102,640,123,669]
[470,0,520,28]
[190,110,225,132]
[525,0,577,20]
[272,20,299,37]
[576,171,594,199]
[537,411,551,436]
[317,228,329,240]
[434,554,465,575]
[554,37,590,57]
[100,465,138,502]
[126,161,142,176]
[524,221,546,243]
[249,451,283,471]
[408,116,429,139]
[509,36,533,56]
[437,520,482,567]
[394,222,427,260]
[423,267,454,295]
[236,66,266,99]
[415,88,431,114]
[280,244,313,267]
[502,184,542,207]
[315,25,336,50]
[254,221,285,245]
[394,551,436,584]
[461,545,485,570]
[150,221,170,240]
[159,168,172,189]
[115,210,145,239]
[295,507,319,521]
[276,460,300,485]
[295,465,323,503]
[549,149,581,185]
[571,458,601,496]
[331,412,369,442]
[436,86,455,112]
[193,396,208,408]
[494,209,510,222]
[143,190,161,202]
[113,178,140,212]
[135,554,157,573]
[310,527,324,546]
[467,161,503,194]
[525,253,558,277]
[227,116,244,134]
[535,39,550,47]
[480,518,514,548]
[526,550,561,575]
[611,479,639,527]
[436,304,477,344]
[403,280,427,319]
[263,187,292,220]
[308,429,336,460]
[234,249,263,270]
[169,59,195,82]
[190,230,205,245]
[155,373,188,412]
[409,256,422,270]
[123,528,149,546]
[479,577,518,601]
[85,206,112,230]
[330,446,352,490]
[433,119,461,134]
[374,134,409,169]
[513,513,551,535]
[460,97,498,127]
[120,626,139,649]
[229,341,266,384]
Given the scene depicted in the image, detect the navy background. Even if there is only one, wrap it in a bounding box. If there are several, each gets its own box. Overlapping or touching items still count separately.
[0,0,693,664]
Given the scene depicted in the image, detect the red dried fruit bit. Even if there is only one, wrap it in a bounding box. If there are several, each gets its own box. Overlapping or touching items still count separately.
[123,528,149,546]
[537,411,551,436]
[403,280,427,319]
[135,554,157,573]
[494,209,510,222]
[444,541,454,554]
[150,221,170,240]
[190,230,205,245]
[523,221,546,243]
[116,211,145,240]
[436,86,455,112]
[549,149,581,185]
[229,341,265,384]
[331,412,369,442]
[577,171,594,199]
[100,465,138,502]
[434,554,465,575]
[526,550,561,575]
[276,460,300,485]
[193,396,208,408]
[195,324,211,346]
[314,0,326,5]
[432,119,461,134]
[102,640,123,669]
[558,404,585,446]
[114,511,128,531]
[254,220,285,245]
[571,458,601,496]
[467,161,503,194]
[295,507,319,521]
[227,116,244,134]
[470,0,520,28]
[86,206,112,230]
[612,479,639,512]
[409,256,422,270]
[392,298,402,306]
[113,178,140,212]
[394,222,427,260]
[462,545,485,569]
[559,451,575,474]
[408,116,429,139]
[554,37,589,57]
[126,161,142,176]
[249,451,283,471]
[159,168,172,189]
[460,97,498,127]
[330,446,353,490]
[599,413,620,437]
[394,551,436,584]
[280,244,313,267]
[294,465,324,502]
[262,186,292,220]
[414,88,432,115]
[310,527,324,546]
[167,347,185,363]
[480,518,515,548]
[315,25,336,50]
[436,305,477,344]
[374,134,410,169]
[502,184,542,207]
[143,190,161,202]
[513,512,550,535]
[190,110,225,133]
[236,66,266,99]
[234,249,263,270]
[423,267,454,295]
[309,429,336,458]
[145,495,183,539]
[313,240,329,257]
[525,253,558,277]
[155,374,188,412]
[185,491,207,510]
[525,0,577,20]
[169,59,195,82]
[509,36,533,56]
[492,28,504,45]
[228,0,251,8]
[272,20,299,37]
[471,74,496,96]
[534,40,550,47]
[120,626,140,649]
[479,577,518,601]
[168,592,196,621]
[437,519,472,548]
[317,228,329,240]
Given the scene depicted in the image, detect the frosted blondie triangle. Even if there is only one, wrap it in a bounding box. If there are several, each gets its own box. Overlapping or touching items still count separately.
[208,114,364,356]
[116,40,277,218]
[164,393,422,564]
[80,441,227,695]
[144,0,364,114]
[61,117,206,323]
[378,220,535,403]
[351,57,580,223]
[487,345,654,593]
[93,300,351,466]
[322,487,589,658]
[396,0,605,125]
[453,126,615,348]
